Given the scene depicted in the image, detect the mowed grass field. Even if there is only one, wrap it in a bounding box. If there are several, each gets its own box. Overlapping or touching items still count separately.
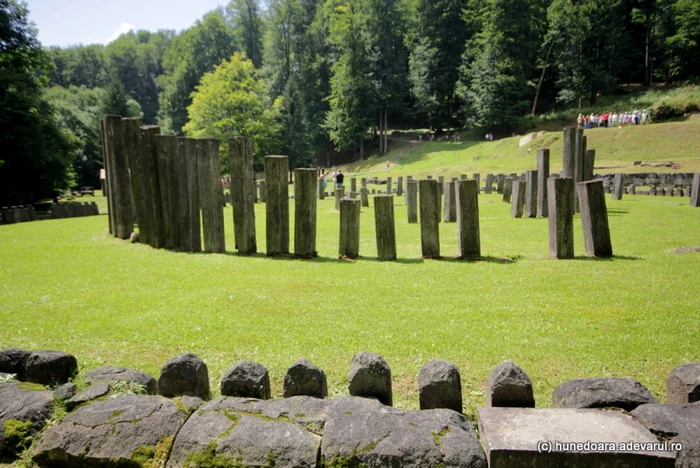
[347,120,700,179]
[1,188,699,415]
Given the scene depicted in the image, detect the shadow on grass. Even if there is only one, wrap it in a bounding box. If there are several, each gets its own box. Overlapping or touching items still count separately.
[573,255,643,261]
[216,251,521,265]
[607,209,630,216]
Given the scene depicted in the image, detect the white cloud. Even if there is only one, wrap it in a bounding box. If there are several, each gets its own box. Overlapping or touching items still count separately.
[103,23,135,44]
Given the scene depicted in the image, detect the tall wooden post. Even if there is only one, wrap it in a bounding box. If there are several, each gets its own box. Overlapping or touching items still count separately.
[199,139,225,253]
[230,137,257,254]
[456,180,480,259]
[419,180,440,258]
[524,170,538,218]
[265,156,289,256]
[406,180,418,224]
[548,177,574,259]
[577,180,613,258]
[374,195,396,261]
[294,168,318,258]
[339,198,361,259]
[537,149,550,218]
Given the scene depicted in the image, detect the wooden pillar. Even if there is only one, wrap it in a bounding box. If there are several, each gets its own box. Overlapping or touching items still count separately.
[138,126,163,248]
[456,180,480,259]
[154,136,175,250]
[524,170,538,218]
[583,149,595,182]
[318,179,325,200]
[374,195,396,261]
[103,115,134,239]
[265,156,289,256]
[100,120,114,235]
[335,186,345,211]
[691,173,700,208]
[350,177,357,193]
[339,198,361,259]
[229,137,257,255]
[437,176,444,219]
[496,174,505,194]
[577,180,613,258]
[485,174,494,194]
[386,176,392,195]
[419,180,440,259]
[396,176,403,196]
[511,180,526,218]
[176,139,193,252]
[294,168,318,258]
[562,127,576,179]
[406,180,418,224]
[537,149,550,218]
[443,181,457,222]
[258,181,267,203]
[186,139,202,252]
[199,139,225,253]
[503,177,513,203]
[472,173,480,192]
[123,118,149,244]
[548,177,574,259]
[612,173,624,200]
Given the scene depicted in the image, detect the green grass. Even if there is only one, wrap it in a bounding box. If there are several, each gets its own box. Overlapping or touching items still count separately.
[1,191,698,415]
[345,120,700,178]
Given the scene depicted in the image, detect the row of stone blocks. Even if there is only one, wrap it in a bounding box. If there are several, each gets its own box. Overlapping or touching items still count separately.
[1,347,699,466]
[0,205,37,225]
[50,202,100,219]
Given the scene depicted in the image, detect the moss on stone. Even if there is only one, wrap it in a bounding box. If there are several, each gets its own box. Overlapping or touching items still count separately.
[3,419,34,452]
[267,451,276,467]
[130,436,174,468]
[109,409,125,420]
[16,382,46,392]
[431,427,451,447]
[184,441,242,468]
[173,397,192,417]
[130,446,155,465]
[321,455,367,468]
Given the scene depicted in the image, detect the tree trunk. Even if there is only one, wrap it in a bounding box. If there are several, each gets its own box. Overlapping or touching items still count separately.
[384,104,388,154]
[360,137,364,160]
[532,42,553,116]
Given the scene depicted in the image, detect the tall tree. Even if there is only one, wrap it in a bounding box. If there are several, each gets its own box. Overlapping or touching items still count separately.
[157,10,237,134]
[183,52,281,170]
[226,0,264,68]
[407,0,467,131]
[0,0,74,204]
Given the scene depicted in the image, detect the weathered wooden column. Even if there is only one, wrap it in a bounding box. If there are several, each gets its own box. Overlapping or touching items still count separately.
[511,179,526,218]
[496,174,505,194]
[406,180,418,224]
[537,149,550,217]
[360,187,369,207]
[230,137,257,254]
[503,177,513,203]
[350,177,357,193]
[103,115,134,239]
[419,179,440,258]
[456,180,480,259]
[443,181,457,222]
[548,177,574,259]
[577,180,613,258]
[265,156,290,256]
[396,176,404,196]
[612,173,624,200]
[485,174,494,194]
[138,125,163,248]
[437,176,444,218]
[154,135,176,250]
[562,127,576,179]
[339,198,361,259]
[318,179,325,200]
[386,177,392,195]
[174,139,193,251]
[122,118,148,244]
[258,181,267,203]
[199,139,225,253]
[691,173,700,207]
[335,186,345,210]
[186,139,202,252]
[472,173,480,192]
[294,168,318,258]
[100,120,114,235]
[374,195,396,261]
[361,178,367,189]
[524,170,538,218]
[583,149,595,182]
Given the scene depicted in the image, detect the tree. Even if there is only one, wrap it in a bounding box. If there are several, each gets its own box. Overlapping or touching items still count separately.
[157,10,237,134]
[0,0,74,205]
[226,0,264,69]
[45,44,108,89]
[407,0,468,130]
[324,2,373,159]
[666,0,700,81]
[183,52,281,170]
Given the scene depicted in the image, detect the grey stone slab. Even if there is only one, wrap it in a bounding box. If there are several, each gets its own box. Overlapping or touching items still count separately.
[478,407,675,467]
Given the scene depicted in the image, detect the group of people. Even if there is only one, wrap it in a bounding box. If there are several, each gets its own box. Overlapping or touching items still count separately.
[418,133,462,142]
[577,110,652,129]
[318,168,344,189]
[485,132,495,141]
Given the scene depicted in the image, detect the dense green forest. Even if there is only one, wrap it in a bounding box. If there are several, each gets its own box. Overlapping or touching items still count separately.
[2,0,700,204]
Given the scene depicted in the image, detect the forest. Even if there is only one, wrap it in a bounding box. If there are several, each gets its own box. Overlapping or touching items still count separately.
[1,0,699,205]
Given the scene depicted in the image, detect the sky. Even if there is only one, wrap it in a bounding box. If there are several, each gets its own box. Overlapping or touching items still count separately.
[25,0,229,47]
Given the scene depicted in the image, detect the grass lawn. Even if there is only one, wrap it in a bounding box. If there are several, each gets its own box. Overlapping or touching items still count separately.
[1,190,698,415]
[345,120,700,178]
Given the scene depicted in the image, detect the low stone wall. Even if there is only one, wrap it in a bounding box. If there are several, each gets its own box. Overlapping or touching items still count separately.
[1,348,698,467]
[0,203,99,225]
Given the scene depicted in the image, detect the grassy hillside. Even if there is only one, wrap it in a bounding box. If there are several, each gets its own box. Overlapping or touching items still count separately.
[344,120,700,179]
